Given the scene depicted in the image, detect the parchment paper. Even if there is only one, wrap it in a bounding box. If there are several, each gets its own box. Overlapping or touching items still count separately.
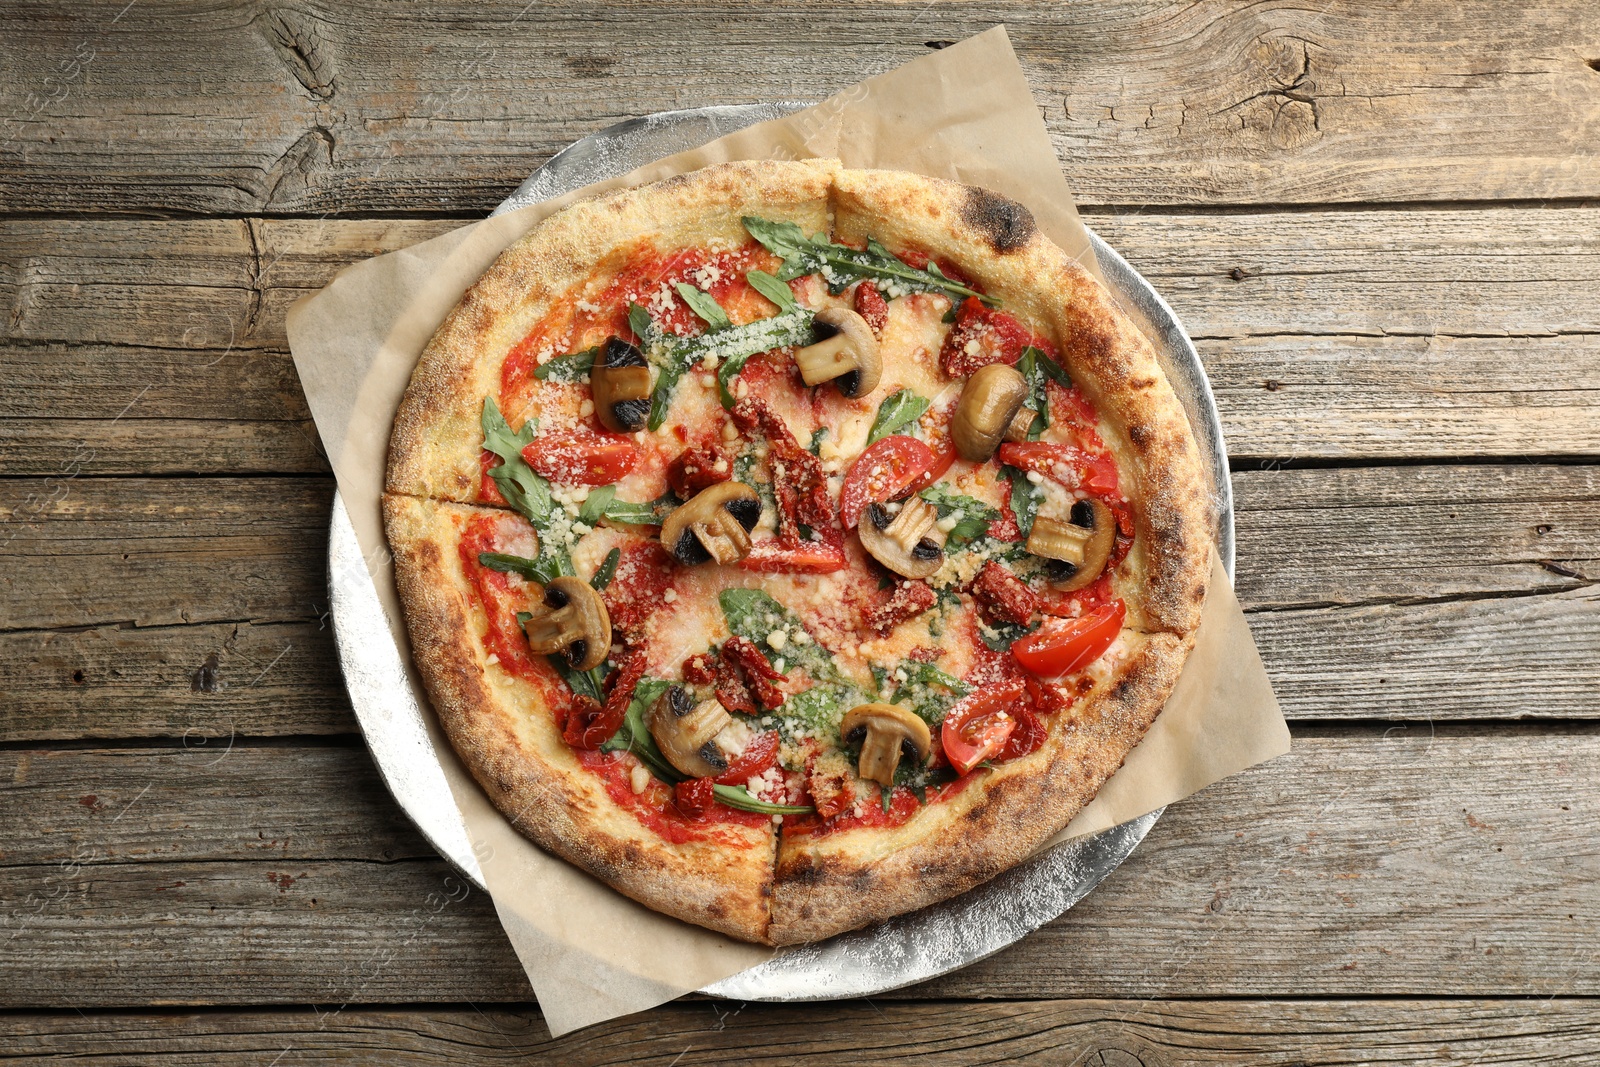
[287,26,1288,1037]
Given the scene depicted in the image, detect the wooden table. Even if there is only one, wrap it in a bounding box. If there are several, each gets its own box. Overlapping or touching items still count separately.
[3,3,1598,1062]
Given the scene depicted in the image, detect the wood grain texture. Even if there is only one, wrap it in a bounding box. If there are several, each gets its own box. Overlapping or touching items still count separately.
[2,2,1597,214]
[4,467,1595,740]
[4,210,1599,473]
[0,730,1595,1004]
[6,998,1600,1065]
[0,620,354,742]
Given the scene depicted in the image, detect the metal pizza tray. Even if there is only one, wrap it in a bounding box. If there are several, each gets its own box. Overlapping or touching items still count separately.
[328,103,1234,1002]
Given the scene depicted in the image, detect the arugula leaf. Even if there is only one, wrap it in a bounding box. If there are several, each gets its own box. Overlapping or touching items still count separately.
[742,215,993,305]
[712,785,814,815]
[808,427,828,455]
[889,660,971,725]
[578,485,615,525]
[1013,346,1070,440]
[600,677,680,782]
[479,551,564,586]
[979,617,1039,653]
[633,301,816,427]
[590,547,621,591]
[675,282,732,332]
[918,483,1000,550]
[719,589,836,681]
[600,491,678,526]
[1002,464,1043,540]
[533,347,597,383]
[745,268,796,310]
[732,450,778,518]
[866,389,931,446]
[480,397,554,526]
[627,302,655,345]
[779,684,859,742]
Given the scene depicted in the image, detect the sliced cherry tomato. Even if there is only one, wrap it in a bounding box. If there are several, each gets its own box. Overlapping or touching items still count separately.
[741,536,848,573]
[1011,600,1126,680]
[940,680,1027,776]
[997,441,1120,497]
[673,777,717,818]
[714,729,780,786]
[522,432,639,486]
[838,436,940,529]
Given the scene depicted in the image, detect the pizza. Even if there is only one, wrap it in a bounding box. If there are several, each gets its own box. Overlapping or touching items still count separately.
[383,159,1212,945]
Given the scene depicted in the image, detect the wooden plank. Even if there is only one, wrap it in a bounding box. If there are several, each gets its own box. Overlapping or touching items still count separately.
[0,744,428,867]
[0,620,355,742]
[2,467,1596,740]
[1231,464,1600,609]
[6,210,1598,474]
[0,477,331,633]
[6,998,1600,1065]
[0,730,1595,1003]
[2,3,1597,214]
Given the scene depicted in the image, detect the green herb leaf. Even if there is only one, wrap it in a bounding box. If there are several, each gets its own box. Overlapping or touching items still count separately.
[533,347,597,383]
[719,588,853,691]
[889,659,971,725]
[745,268,796,310]
[635,300,816,427]
[1013,346,1070,440]
[601,491,678,526]
[978,618,1039,653]
[578,485,615,525]
[712,784,814,815]
[919,483,1000,550]
[1002,464,1043,540]
[808,427,828,455]
[743,215,993,305]
[627,302,655,345]
[590,547,621,591]
[600,677,681,783]
[480,397,554,527]
[674,282,732,332]
[866,389,932,446]
[479,551,562,586]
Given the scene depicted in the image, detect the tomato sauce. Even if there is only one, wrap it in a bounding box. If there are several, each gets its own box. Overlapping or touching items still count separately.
[576,751,770,845]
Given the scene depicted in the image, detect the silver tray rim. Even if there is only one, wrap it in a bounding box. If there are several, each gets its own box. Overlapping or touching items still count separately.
[327,102,1233,1002]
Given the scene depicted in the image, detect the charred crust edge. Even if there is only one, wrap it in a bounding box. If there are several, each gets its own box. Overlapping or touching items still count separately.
[960,187,1036,253]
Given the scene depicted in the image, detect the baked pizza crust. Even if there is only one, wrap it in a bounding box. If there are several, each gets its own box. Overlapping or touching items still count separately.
[383,159,1215,945]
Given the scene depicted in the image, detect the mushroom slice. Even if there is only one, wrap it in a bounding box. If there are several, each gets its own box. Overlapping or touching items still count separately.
[659,481,761,566]
[840,703,932,788]
[1028,497,1115,591]
[520,576,612,671]
[647,684,738,779]
[590,336,653,433]
[858,497,946,580]
[952,363,1029,462]
[793,307,882,398]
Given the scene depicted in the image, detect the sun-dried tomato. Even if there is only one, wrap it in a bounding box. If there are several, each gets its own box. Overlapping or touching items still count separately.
[722,635,787,710]
[666,443,732,499]
[731,398,835,546]
[562,650,644,750]
[806,757,853,820]
[854,281,889,334]
[866,580,937,636]
[560,695,608,751]
[970,561,1039,626]
[682,652,717,685]
[939,297,1037,378]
